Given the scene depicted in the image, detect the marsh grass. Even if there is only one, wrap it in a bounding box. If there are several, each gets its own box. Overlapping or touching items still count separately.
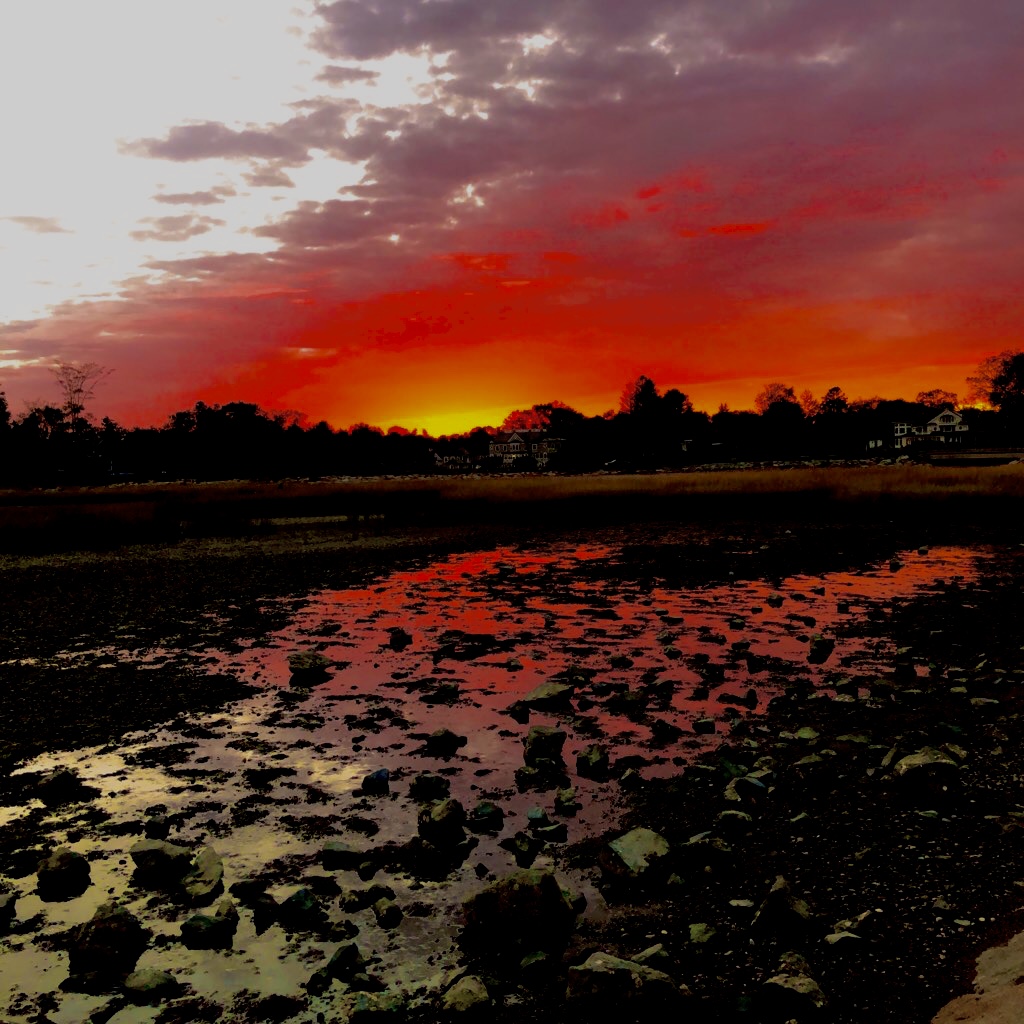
[1,464,1022,552]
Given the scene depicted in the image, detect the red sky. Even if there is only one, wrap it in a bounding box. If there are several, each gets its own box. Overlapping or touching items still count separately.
[2,0,1022,434]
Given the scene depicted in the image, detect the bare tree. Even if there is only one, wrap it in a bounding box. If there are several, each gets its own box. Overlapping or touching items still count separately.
[754,382,798,414]
[50,361,112,428]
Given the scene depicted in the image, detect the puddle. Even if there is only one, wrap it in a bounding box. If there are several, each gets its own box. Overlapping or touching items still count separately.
[0,542,989,1021]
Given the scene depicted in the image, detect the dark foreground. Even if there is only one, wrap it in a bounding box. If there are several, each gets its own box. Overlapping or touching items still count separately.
[2,506,1024,1023]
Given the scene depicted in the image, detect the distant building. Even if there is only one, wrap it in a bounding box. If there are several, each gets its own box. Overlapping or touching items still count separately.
[488,430,562,468]
[892,408,969,449]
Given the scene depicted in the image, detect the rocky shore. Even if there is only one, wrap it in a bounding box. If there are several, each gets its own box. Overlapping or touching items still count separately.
[1,518,1023,1023]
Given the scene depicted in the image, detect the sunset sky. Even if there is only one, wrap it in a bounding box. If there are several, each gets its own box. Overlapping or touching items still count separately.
[1,1,1021,435]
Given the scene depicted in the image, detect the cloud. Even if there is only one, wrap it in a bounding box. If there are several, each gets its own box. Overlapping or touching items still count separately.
[125,121,311,164]
[152,186,237,206]
[7,0,1022,432]
[317,64,380,85]
[3,216,71,234]
[243,165,296,188]
[130,214,226,242]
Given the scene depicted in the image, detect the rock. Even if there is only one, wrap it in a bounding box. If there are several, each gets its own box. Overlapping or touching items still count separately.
[526,807,552,831]
[387,628,413,651]
[599,828,670,882]
[466,800,505,834]
[123,969,180,1004]
[182,845,223,904]
[575,744,609,779]
[143,815,170,840]
[523,726,567,766]
[278,888,329,932]
[763,953,828,1017]
[180,899,238,950]
[462,869,576,956]
[0,890,17,930]
[693,718,716,735]
[418,799,467,847]
[566,952,679,1004]
[425,729,468,757]
[409,773,450,802]
[35,768,97,806]
[521,682,574,710]
[372,899,403,929]
[129,840,193,884]
[554,788,579,816]
[288,651,332,683]
[37,847,91,900]
[807,636,835,664]
[322,840,369,871]
[534,822,569,844]
[361,768,391,795]
[68,903,151,981]
[340,883,396,912]
[498,831,544,868]
[752,876,816,939]
[892,747,960,801]
[442,974,491,1013]
[689,923,717,946]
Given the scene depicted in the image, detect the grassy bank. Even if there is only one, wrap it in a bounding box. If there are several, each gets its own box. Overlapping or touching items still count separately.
[2,464,1023,553]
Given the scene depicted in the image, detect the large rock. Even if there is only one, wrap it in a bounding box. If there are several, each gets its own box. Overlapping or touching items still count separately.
[37,847,91,900]
[129,840,193,885]
[599,828,670,882]
[123,969,181,1004]
[892,747,960,802]
[462,869,576,956]
[322,840,369,871]
[68,903,151,982]
[576,744,609,780]
[278,887,329,932]
[418,799,467,847]
[751,877,816,939]
[424,729,468,757]
[182,845,223,904]
[442,974,491,1013]
[288,651,332,683]
[34,768,98,806]
[566,952,679,1004]
[0,890,17,931]
[523,726,566,766]
[180,898,238,950]
[762,951,827,1018]
[521,682,573,711]
[807,636,835,664]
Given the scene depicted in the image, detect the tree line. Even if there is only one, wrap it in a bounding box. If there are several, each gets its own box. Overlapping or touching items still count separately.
[0,352,1022,485]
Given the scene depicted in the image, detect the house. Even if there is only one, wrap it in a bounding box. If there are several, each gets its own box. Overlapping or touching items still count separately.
[488,430,562,468]
[893,408,969,449]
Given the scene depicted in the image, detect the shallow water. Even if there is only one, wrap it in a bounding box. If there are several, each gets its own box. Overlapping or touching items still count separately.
[0,542,989,1022]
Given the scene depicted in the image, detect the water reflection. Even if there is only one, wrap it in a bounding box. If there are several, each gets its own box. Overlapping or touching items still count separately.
[0,542,988,1021]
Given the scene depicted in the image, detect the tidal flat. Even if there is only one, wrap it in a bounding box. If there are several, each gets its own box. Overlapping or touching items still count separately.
[2,495,1024,1023]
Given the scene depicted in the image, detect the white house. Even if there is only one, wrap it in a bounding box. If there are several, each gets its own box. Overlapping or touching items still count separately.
[488,430,562,467]
[893,408,969,449]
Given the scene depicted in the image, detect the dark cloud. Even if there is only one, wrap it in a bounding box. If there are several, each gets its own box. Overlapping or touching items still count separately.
[125,121,311,163]
[130,214,226,242]
[317,64,380,84]
[8,0,1021,428]
[3,216,71,234]
[152,186,236,206]
[243,165,296,188]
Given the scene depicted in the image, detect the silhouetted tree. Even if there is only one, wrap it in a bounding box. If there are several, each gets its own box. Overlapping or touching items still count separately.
[51,361,112,429]
[916,388,959,409]
[754,382,798,415]
[966,350,1023,406]
[818,386,849,416]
